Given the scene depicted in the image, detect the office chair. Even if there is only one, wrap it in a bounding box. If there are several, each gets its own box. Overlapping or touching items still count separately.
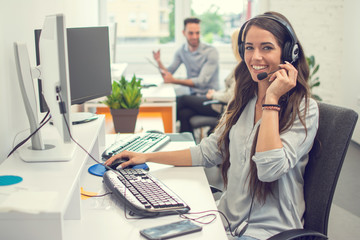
[268,102,358,240]
[189,100,227,139]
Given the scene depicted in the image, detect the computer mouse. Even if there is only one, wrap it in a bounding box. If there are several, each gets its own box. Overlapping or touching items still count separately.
[108,158,130,170]
[108,158,150,171]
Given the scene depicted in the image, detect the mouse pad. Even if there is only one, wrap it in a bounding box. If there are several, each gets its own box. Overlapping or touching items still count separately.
[0,175,23,186]
[88,163,149,176]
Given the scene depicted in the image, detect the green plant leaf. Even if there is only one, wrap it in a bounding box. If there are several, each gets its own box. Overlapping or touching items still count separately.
[306,55,315,68]
[307,54,321,101]
[312,94,322,101]
[312,64,320,75]
[311,82,320,88]
[102,74,143,109]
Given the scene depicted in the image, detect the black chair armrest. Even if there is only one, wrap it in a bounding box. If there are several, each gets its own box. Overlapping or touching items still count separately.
[267,229,328,240]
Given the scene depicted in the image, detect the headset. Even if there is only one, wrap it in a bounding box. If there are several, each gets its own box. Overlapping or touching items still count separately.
[238,13,299,63]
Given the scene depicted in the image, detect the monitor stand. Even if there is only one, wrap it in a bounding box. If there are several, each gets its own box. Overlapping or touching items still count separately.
[14,42,76,162]
[72,112,98,125]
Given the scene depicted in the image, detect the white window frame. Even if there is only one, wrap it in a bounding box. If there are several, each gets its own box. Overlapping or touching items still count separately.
[99,0,190,46]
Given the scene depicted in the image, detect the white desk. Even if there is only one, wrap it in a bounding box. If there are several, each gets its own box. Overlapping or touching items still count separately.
[66,135,227,239]
[131,74,177,133]
[0,120,227,240]
[0,115,106,240]
[140,82,177,133]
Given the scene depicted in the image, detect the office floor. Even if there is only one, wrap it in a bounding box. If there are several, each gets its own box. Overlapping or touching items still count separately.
[204,141,360,239]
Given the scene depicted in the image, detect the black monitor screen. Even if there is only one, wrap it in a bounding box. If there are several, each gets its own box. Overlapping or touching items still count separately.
[35,26,112,108]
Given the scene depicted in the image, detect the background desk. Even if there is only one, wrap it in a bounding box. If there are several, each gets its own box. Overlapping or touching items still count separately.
[139,82,176,133]
[0,119,227,239]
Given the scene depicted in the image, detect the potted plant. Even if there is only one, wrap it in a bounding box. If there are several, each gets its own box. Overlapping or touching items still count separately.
[102,74,142,133]
[306,55,322,101]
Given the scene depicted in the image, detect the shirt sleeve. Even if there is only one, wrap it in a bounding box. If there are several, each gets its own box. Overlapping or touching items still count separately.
[191,48,219,88]
[252,98,319,182]
[167,49,182,74]
[190,124,224,167]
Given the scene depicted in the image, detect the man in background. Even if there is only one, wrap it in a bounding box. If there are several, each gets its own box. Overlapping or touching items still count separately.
[153,17,219,96]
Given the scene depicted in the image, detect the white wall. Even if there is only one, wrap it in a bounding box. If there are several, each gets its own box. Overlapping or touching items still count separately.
[259,0,360,144]
[342,0,360,143]
[0,0,98,163]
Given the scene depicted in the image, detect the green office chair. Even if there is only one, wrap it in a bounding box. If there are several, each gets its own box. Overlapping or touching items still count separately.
[268,102,358,240]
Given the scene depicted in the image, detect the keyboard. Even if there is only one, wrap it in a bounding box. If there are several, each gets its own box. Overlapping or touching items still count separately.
[102,132,170,160]
[103,168,190,217]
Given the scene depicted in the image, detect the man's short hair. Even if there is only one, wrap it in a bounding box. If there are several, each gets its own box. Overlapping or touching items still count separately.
[184,17,201,29]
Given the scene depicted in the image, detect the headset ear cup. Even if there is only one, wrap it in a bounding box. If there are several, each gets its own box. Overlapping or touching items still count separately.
[282,41,292,62]
[292,43,299,62]
[238,22,247,61]
[238,42,245,60]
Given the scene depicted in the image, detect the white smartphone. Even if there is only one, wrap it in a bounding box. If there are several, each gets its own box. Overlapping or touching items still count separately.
[139,220,202,240]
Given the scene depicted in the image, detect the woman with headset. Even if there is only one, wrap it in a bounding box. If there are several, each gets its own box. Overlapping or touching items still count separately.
[106,12,319,240]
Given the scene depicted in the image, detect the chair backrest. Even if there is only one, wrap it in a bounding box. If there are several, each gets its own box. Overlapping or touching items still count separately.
[189,100,227,136]
[303,102,358,235]
[189,115,219,130]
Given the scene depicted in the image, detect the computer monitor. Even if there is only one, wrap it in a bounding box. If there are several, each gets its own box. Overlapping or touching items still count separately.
[14,14,75,162]
[34,26,112,109]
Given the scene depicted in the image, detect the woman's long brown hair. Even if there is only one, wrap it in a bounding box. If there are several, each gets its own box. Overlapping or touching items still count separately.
[216,12,311,202]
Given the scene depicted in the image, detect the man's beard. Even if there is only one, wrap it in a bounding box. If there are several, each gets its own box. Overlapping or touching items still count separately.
[187,39,199,48]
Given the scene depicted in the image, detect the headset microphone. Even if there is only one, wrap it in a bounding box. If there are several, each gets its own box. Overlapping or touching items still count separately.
[257,59,296,81]
[257,69,278,80]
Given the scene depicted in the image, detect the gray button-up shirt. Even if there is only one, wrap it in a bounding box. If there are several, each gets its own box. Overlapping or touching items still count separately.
[190,97,319,239]
[167,43,219,95]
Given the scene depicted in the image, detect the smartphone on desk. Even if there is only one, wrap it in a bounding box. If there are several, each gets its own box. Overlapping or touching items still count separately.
[140,220,202,240]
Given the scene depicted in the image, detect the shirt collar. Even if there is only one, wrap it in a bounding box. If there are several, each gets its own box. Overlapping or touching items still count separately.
[184,42,203,53]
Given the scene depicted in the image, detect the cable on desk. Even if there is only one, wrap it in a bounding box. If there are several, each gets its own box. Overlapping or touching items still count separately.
[179,182,258,237]
[7,110,51,158]
[179,211,217,224]
[179,209,235,236]
[57,91,112,171]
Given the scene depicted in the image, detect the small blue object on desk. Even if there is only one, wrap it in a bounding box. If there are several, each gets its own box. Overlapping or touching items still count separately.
[88,163,149,176]
[0,175,23,186]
